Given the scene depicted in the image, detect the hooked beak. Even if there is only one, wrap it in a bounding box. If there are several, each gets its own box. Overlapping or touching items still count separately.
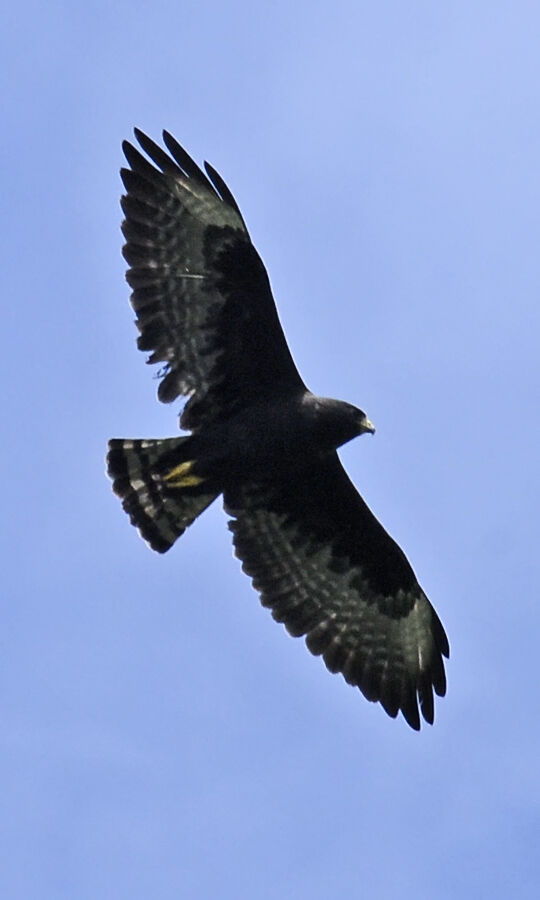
[360,415,376,435]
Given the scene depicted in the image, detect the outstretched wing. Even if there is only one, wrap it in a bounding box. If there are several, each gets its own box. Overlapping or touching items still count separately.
[120,129,305,431]
[226,454,449,730]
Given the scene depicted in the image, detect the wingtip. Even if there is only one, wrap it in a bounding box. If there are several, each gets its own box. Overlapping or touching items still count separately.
[403,709,422,731]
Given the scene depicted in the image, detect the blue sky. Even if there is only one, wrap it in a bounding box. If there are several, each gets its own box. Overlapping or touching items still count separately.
[3,1,540,897]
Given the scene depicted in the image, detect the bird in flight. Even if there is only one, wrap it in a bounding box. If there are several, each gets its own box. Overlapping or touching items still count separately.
[107,129,449,730]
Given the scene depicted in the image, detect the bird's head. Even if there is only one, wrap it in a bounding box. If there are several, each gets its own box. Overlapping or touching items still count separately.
[311,397,375,450]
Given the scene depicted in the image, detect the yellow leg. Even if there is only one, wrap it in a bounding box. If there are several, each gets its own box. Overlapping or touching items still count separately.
[163,460,205,488]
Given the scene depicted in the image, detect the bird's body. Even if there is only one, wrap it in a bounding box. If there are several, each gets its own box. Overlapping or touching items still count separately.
[107,130,449,730]
[187,393,374,479]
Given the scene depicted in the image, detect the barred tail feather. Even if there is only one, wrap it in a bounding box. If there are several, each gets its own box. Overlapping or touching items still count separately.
[107,437,219,552]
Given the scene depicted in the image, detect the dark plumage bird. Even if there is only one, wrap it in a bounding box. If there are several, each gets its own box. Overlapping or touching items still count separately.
[107,129,449,730]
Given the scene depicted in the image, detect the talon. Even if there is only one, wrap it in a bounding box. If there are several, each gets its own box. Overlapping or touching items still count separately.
[163,460,204,488]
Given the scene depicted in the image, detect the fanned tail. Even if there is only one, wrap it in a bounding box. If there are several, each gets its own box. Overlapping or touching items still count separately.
[107,437,219,552]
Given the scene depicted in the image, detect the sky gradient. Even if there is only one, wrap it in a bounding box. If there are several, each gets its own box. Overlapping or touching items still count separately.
[3,1,540,897]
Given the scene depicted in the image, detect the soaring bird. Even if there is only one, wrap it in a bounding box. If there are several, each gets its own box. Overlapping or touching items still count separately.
[107,129,449,730]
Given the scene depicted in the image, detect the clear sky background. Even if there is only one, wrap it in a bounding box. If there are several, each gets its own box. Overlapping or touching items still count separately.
[3,1,540,897]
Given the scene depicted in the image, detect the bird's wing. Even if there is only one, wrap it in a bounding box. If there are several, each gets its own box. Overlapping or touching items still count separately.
[225,453,449,730]
[120,129,306,431]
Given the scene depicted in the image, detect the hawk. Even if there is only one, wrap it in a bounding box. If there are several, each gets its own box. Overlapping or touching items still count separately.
[107,129,449,730]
